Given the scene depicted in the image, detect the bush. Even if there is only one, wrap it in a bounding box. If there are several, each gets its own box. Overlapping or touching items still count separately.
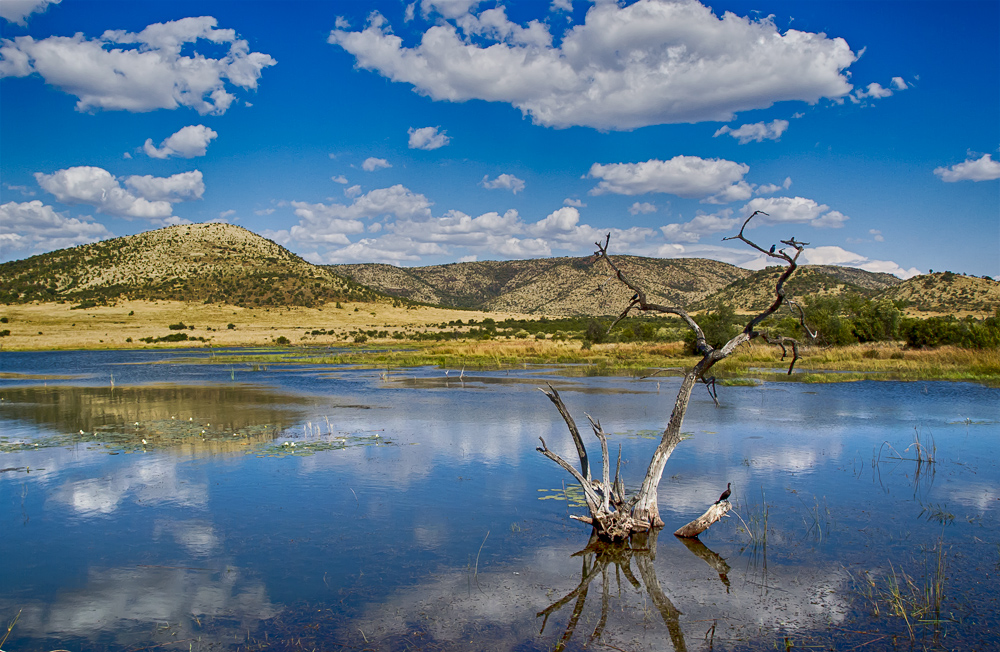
[227,323,235,329]
[168,322,187,330]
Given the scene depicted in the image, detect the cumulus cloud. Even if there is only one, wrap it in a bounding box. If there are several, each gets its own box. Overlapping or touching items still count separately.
[407,126,450,150]
[143,124,218,158]
[755,177,792,195]
[329,0,856,130]
[34,166,203,219]
[331,175,348,184]
[268,184,435,250]
[801,245,920,279]
[0,0,60,25]
[563,198,586,208]
[934,154,1000,182]
[628,201,657,215]
[361,157,392,171]
[588,156,749,200]
[0,16,276,114]
[850,78,906,103]
[288,196,656,264]
[481,173,525,194]
[0,200,111,257]
[714,119,789,144]
[660,209,739,243]
[742,196,848,228]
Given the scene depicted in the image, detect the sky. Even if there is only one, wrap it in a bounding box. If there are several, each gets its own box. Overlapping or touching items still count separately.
[1,0,998,279]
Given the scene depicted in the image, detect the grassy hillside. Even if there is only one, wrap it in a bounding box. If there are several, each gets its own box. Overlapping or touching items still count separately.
[0,223,380,308]
[696,265,901,313]
[879,271,1000,315]
[331,255,751,316]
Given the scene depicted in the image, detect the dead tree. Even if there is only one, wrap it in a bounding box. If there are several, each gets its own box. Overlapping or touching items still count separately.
[537,211,812,540]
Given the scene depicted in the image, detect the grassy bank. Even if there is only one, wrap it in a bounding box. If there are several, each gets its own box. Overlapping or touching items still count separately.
[2,301,998,383]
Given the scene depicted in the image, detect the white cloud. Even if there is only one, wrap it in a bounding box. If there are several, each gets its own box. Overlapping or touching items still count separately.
[334,16,350,30]
[329,0,856,130]
[801,246,920,279]
[588,156,749,200]
[481,173,525,194]
[407,126,450,150]
[755,177,792,195]
[628,201,657,215]
[934,154,1000,182]
[660,209,739,243]
[404,3,416,22]
[0,200,111,257]
[851,78,906,103]
[0,0,60,26]
[742,196,848,228]
[421,0,484,20]
[362,157,392,171]
[563,198,586,208]
[143,125,218,158]
[331,175,349,184]
[254,208,275,216]
[219,209,236,219]
[0,16,275,114]
[869,228,884,242]
[344,184,362,198]
[34,166,202,219]
[550,0,573,12]
[122,171,205,202]
[276,184,435,249]
[714,119,789,144]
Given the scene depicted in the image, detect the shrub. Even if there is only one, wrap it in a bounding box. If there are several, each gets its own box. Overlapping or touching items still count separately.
[168,322,187,330]
[275,336,290,345]
[227,323,235,329]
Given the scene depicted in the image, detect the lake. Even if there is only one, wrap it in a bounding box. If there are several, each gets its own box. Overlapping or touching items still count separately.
[1,349,998,651]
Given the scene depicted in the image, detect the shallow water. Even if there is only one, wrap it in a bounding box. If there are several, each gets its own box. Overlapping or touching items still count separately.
[1,349,998,650]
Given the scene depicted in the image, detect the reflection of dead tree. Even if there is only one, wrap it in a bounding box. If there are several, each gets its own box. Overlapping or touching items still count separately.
[538,212,814,539]
[537,529,687,652]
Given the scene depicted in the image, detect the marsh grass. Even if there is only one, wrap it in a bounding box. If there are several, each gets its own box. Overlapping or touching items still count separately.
[853,538,950,642]
[734,488,770,567]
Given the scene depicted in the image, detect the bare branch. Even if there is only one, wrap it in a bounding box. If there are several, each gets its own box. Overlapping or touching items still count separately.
[539,385,590,482]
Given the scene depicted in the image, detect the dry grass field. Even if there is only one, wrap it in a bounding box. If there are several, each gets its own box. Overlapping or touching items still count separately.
[0,300,532,351]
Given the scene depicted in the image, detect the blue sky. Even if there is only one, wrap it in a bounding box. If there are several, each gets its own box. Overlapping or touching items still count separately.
[2,0,998,278]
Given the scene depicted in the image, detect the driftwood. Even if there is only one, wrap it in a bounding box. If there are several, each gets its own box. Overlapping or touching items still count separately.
[538,212,817,540]
[674,500,732,538]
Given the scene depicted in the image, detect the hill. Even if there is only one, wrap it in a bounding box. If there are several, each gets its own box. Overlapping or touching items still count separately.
[0,223,380,308]
[695,265,903,312]
[879,271,1000,315]
[330,256,751,316]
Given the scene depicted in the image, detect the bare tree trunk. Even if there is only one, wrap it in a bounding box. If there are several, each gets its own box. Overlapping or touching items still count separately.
[537,212,814,539]
[674,500,732,538]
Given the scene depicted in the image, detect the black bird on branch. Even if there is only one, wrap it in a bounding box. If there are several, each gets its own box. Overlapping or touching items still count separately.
[715,482,731,504]
[769,244,776,254]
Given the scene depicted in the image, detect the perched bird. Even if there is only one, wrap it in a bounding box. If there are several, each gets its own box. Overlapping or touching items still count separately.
[769,244,776,254]
[715,482,731,504]
[631,293,639,302]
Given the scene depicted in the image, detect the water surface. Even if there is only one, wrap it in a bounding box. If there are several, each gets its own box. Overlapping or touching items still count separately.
[1,350,998,650]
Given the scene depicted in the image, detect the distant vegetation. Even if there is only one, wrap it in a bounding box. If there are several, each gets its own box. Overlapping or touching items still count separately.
[1,222,998,353]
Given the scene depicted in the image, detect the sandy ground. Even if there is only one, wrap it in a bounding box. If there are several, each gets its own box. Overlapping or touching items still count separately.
[0,300,532,350]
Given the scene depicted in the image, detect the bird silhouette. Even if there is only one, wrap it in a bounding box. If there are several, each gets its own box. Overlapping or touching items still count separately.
[769,244,776,254]
[715,482,731,504]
